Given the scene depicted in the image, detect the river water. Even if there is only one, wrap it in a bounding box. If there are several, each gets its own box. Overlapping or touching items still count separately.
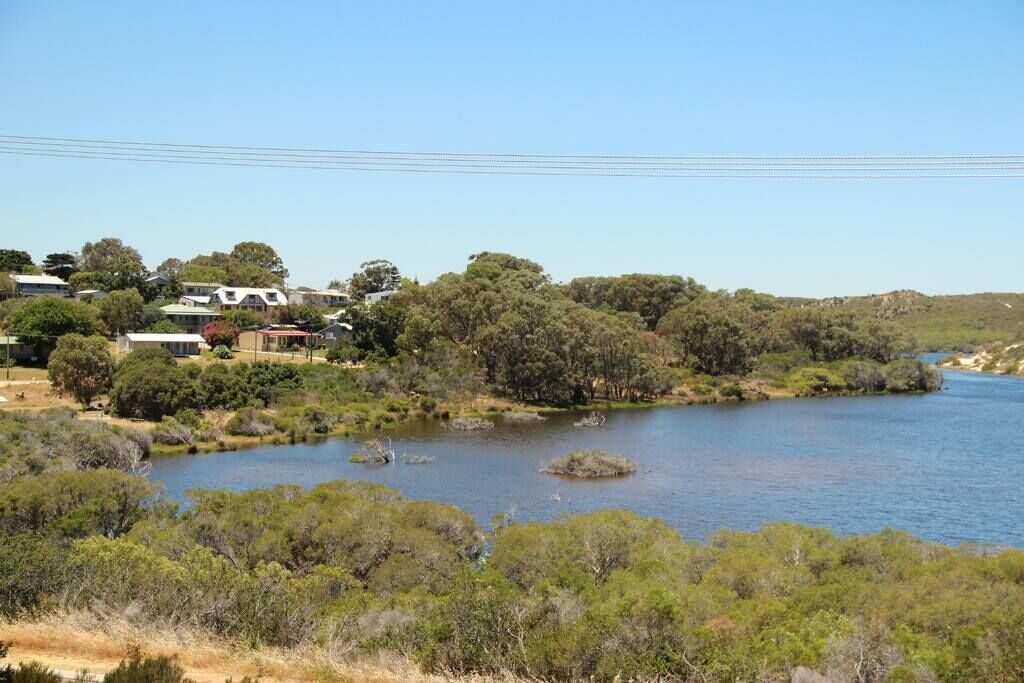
[148,356,1024,547]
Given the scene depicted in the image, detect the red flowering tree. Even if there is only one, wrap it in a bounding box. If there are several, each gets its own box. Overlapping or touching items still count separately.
[202,319,240,348]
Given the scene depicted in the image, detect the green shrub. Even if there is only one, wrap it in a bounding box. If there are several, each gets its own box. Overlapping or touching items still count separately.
[7,661,62,682]
[786,367,848,394]
[419,396,438,413]
[883,358,943,392]
[102,652,194,683]
[841,360,886,392]
[225,407,275,437]
[211,345,233,360]
[719,383,743,399]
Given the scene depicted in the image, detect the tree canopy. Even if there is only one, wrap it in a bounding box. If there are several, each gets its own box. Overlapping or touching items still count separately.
[47,333,114,407]
[8,296,98,357]
[0,249,33,273]
[348,259,401,299]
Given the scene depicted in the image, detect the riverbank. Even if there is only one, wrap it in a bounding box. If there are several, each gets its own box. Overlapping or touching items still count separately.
[146,380,795,456]
[938,342,1024,377]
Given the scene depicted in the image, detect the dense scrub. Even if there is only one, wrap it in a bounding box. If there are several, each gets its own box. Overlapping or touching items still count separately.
[0,409,151,482]
[1,466,1022,681]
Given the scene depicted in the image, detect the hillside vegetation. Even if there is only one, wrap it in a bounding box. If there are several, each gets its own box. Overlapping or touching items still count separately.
[820,290,1024,350]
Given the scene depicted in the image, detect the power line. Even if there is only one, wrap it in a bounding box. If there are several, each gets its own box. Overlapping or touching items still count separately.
[2,134,1022,178]
[2,134,1021,161]
[5,139,1024,167]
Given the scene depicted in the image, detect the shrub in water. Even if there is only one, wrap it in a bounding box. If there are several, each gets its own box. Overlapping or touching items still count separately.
[542,449,637,478]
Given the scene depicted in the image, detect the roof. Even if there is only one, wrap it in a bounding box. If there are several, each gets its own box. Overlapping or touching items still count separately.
[0,336,28,345]
[124,333,206,343]
[160,304,218,315]
[257,329,315,337]
[319,322,353,332]
[181,281,224,288]
[74,289,104,295]
[212,286,285,306]
[303,288,350,297]
[11,274,69,286]
[180,295,212,304]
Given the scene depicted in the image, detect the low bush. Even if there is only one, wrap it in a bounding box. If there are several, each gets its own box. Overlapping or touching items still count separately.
[102,651,194,683]
[224,407,275,437]
[211,345,233,360]
[719,383,743,399]
[786,367,848,395]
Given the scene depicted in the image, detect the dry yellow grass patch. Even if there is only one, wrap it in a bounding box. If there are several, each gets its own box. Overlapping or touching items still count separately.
[0,380,76,410]
[1,613,524,683]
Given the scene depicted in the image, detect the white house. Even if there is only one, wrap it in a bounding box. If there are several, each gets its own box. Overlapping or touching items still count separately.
[11,274,71,298]
[364,290,399,304]
[74,289,108,301]
[159,303,221,334]
[181,282,223,298]
[209,286,286,318]
[288,288,351,307]
[117,333,206,357]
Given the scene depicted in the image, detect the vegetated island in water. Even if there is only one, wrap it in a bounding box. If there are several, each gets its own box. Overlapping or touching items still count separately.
[541,449,638,478]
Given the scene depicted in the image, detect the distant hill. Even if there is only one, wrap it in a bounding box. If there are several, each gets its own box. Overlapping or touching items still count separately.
[811,290,1024,350]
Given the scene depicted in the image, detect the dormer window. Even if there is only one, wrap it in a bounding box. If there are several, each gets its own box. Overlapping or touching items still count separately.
[267,292,277,301]
[225,290,236,301]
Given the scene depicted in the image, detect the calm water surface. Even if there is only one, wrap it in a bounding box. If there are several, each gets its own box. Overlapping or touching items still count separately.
[149,356,1024,546]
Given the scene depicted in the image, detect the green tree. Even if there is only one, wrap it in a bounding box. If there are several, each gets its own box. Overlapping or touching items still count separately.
[658,297,755,375]
[110,354,198,420]
[41,252,78,281]
[177,262,228,285]
[97,288,145,335]
[146,320,182,333]
[47,334,114,407]
[348,259,401,299]
[79,237,143,273]
[8,296,98,358]
[221,309,263,329]
[0,249,33,273]
[230,241,288,279]
[156,257,184,277]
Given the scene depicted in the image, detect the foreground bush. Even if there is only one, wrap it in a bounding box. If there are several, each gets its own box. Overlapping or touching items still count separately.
[0,409,150,481]
[541,449,637,478]
[2,471,1023,681]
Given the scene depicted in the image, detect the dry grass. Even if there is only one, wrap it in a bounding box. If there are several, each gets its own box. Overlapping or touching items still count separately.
[0,379,76,410]
[0,612,525,683]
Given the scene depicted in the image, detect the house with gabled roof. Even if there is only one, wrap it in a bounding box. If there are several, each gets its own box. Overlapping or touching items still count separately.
[10,274,71,298]
[159,303,221,334]
[210,286,286,318]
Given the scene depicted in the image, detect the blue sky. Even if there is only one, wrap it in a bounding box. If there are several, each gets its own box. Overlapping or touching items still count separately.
[1,1,1021,297]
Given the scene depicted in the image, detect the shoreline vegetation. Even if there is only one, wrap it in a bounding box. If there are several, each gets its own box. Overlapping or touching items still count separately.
[938,340,1024,377]
[0,245,1019,680]
[1,468,1023,681]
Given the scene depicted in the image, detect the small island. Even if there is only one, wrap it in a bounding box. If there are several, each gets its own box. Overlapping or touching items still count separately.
[541,449,637,478]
